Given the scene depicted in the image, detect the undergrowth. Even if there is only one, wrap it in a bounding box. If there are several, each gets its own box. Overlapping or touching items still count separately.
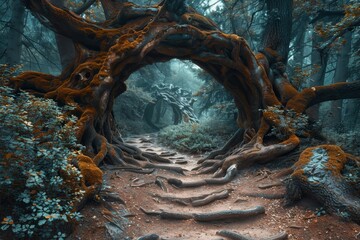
[158,119,237,153]
[0,86,84,239]
[323,130,360,156]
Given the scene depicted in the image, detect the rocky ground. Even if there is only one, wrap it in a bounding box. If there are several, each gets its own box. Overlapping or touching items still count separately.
[69,134,360,240]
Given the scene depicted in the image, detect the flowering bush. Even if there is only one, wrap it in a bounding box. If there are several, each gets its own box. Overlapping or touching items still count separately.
[0,86,84,239]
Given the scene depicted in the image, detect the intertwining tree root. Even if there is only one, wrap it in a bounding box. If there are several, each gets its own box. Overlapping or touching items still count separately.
[168,164,237,188]
[10,0,360,222]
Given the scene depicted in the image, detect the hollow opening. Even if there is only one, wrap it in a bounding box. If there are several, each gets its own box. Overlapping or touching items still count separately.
[113,59,238,154]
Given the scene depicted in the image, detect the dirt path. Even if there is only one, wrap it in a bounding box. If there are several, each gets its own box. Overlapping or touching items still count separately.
[69,134,360,240]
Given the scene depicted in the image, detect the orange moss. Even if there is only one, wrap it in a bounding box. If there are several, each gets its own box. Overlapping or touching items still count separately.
[11,72,61,94]
[77,154,103,186]
[286,88,316,113]
[292,145,347,181]
[255,53,270,74]
[292,147,314,181]
[75,107,96,140]
[276,80,299,104]
[262,111,281,126]
[323,145,347,177]
[93,136,108,166]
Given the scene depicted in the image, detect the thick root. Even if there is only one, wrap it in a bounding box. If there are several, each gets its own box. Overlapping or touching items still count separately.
[202,129,245,161]
[137,234,160,240]
[217,230,288,240]
[140,206,265,222]
[242,192,285,199]
[168,164,237,188]
[153,189,233,207]
[217,230,252,240]
[196,134,299,179]
[258,181,283,189]
[285,145,360,223]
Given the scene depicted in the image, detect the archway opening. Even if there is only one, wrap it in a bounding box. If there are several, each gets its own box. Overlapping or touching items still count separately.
[113,59,238,153]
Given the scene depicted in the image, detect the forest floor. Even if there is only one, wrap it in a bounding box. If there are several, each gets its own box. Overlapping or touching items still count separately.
[68,134,360,240]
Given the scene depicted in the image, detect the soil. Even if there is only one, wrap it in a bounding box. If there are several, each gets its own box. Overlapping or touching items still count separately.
[68,134,360,240]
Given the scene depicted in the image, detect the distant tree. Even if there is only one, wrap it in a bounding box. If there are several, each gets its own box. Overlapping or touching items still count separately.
[3,0,25,66]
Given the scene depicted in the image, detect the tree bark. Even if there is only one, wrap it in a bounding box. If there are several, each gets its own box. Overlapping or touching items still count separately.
[329,31,352,129]
[100,0,128,19]
[261,0,293,62]
[9,0,360,217]
[306,31,329,120]
[4,0,25,66]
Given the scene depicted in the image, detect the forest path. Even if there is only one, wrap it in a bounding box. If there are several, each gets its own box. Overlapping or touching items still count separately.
[69,134,360,240]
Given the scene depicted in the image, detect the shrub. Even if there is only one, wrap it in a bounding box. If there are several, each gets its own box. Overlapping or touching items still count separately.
[158,119,237,153]
[262,105,309,139]
[0,86,84,239]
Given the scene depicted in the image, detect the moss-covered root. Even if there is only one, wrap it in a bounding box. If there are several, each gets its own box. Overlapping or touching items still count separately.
[216,230,288,240]
[285,145,360,223]
[140,206,265,221]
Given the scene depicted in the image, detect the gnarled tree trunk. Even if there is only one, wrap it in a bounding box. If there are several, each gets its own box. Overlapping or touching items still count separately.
[9,0,360,222]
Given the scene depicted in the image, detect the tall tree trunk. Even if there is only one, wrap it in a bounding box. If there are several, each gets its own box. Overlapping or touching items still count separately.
[329,31,352,130]
[306,32,329,120]
[10,0,360,224]
[343,99,360,131]
[261,0,293,62]
[292,16,308,69]
[50,0,76,69]
[5,0,25,66]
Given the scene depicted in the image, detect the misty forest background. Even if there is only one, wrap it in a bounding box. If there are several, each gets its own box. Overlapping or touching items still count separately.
[1,0,359,155]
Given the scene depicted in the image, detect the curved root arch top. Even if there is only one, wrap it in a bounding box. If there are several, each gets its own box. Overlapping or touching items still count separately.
[18,0,284,131]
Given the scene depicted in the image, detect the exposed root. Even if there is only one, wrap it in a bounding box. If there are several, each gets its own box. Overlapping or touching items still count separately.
[242,192,285,199]
[221,135,300,171]
[217,229,252,240]
[104,166,155,174]
[155,176,168,192]
[201,129,245,161]
[168,164,237,188]
[140,205,265,222]
[141,162,186,175]
[140,207,192,220]
[107,142,186,174]
[216,230,288,240]
[153,189,233,207]
[196,134,299,178]
[191,206,266,222]
[142,152,172,164]
[271,168,294,179]
[137,233,160,240]
[194,159,224,174]
[191,189,232,207]
[262,232,288,240]
[100,190,125,204]
[258,181,283,189]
